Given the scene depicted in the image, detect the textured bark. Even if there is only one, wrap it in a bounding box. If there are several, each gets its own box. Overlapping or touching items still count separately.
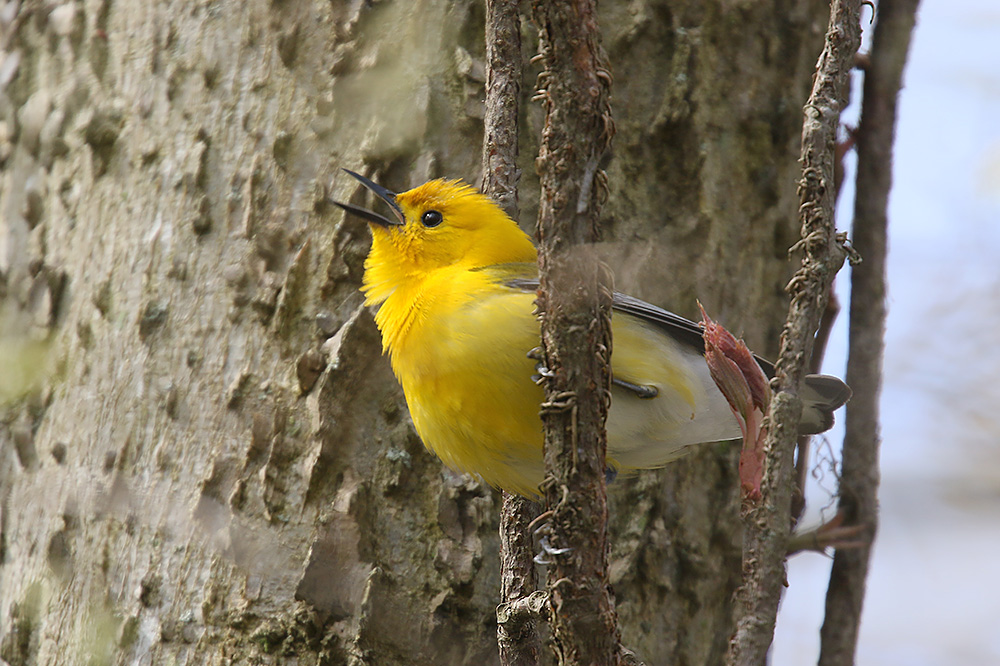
[599,4,828,663]
[496,494,542,666]
[480,6,542,666]
[818,1,918,663]
[531,1,619,664]
[727,2,860,665]
[0,2,829,665]
[481,0,523,221]
[0,3,503,665]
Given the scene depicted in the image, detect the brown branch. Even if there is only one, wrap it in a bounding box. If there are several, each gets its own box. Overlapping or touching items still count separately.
[481,0,523,220]
[787,509,869,556]
[726,2,861,665]
[480,4,543,666]
[793,74,858,521]
[497,494,542,666]
[818,1,918,663]
[530,0,622,664]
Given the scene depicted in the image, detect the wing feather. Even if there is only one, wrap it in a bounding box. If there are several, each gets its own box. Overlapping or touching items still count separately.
[500,267,850,435]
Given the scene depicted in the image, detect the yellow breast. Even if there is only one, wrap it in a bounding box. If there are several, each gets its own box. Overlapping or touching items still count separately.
[382,269,547,495]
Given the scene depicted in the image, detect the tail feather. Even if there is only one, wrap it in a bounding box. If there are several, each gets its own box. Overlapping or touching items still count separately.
[799,374,852,434]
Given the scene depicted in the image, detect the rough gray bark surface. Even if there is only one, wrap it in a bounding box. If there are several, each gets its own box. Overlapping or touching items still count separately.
[0,1,825,665]
[1,3,501,665]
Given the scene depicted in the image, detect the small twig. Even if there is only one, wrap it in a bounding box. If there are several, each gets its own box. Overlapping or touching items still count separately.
[787,510,869,555]
[498,494,542,666]
[818,1,919,664]
[726,3,861,665]
[480,3,544,666]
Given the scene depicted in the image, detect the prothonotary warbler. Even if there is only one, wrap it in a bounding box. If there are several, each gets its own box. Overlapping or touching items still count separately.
[333,169,851,497]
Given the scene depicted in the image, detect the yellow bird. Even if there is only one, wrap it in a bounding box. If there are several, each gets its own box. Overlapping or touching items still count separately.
[333,170,850,497]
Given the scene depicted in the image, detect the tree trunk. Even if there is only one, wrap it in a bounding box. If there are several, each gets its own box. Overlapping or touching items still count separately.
[598,3,827,663]
[0,1,824,665]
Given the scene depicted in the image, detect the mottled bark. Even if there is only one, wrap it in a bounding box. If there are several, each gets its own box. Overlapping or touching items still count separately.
[0,3,503,665]
[818,1,918,663]
[0,1,832,665]
[727,2,861,665]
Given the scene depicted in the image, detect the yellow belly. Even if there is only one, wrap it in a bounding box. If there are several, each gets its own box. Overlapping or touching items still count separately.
[382,277,739,496]
[394,289,545,495]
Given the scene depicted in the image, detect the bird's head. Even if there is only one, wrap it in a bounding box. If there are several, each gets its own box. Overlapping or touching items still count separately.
[332,170,537,305]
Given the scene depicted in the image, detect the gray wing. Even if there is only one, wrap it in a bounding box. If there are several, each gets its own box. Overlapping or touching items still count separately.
[504,274,851,434]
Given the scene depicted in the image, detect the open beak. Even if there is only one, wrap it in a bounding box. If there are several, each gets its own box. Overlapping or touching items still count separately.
[330,169,406,227]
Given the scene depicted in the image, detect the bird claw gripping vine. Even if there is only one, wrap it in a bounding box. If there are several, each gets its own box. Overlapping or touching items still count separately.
[533,534,574,566]
[836,231,863,265]
[527,346,558,384]
[531,363,556,385]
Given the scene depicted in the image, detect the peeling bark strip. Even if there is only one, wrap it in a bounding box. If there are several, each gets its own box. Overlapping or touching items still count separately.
[819,1,918,664]
[479,3,543,665]
[530,1,621,664]
[726,2,861,665]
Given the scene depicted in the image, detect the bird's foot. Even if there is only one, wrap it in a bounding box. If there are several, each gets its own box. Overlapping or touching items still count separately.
[612,377,659,399]
[533,534,574,565]
[527,347,555,384]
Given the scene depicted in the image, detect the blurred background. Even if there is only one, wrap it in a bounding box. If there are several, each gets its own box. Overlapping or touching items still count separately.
[774,1,1000,663]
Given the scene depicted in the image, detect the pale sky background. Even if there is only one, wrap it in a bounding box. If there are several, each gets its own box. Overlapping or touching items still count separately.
[773,1,1000,664]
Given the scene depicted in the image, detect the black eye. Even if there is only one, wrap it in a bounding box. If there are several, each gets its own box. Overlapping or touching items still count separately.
[421,210,443,228]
